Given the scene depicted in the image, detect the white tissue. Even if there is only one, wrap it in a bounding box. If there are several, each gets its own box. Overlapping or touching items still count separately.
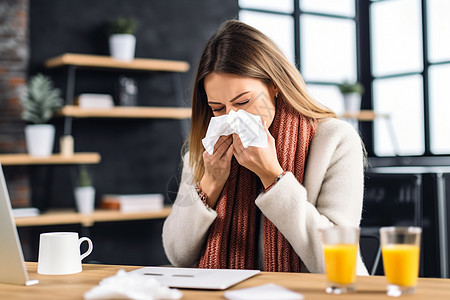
[84,269,182,300]
[224,283,304,300]
[202,109,268,155]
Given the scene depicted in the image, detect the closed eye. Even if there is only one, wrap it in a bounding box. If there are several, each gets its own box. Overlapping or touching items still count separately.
[211,106,224,112]
[236,98,250,106]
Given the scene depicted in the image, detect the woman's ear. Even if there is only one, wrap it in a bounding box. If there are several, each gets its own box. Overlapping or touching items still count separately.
[270,82,278,99]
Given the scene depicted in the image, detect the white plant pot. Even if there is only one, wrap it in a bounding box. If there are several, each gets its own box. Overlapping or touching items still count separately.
[109,34,136,61]
[25,124,55,157]
[343,93,362,113]
[74,186,95,214]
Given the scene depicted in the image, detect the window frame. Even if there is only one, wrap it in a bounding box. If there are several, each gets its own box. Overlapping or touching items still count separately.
[238,0,450,160]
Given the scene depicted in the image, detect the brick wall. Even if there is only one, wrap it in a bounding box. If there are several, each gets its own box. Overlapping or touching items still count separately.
[0,0,30,207]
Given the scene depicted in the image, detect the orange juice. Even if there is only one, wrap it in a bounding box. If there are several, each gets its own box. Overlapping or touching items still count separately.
[323,244,358,284]
[382,244,420,287]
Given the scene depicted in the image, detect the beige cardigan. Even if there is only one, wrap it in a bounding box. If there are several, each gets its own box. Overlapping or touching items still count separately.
[162,118,369,275]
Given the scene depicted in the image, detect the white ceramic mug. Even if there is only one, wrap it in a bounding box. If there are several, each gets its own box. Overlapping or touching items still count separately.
[37,232,93,275]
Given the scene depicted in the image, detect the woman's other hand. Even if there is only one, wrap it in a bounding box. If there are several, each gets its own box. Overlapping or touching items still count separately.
[200,135,234,208]
[232,123,283,189]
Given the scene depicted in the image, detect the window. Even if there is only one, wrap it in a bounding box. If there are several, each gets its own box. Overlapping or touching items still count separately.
[427,0,450,63]
[239,0,358,115]
[371,0,423,77]
[373,75,424,156]
[300,0,355,17]
[300,15,357,83]
[239,0,293,14]
[427,0,450,154]
[370,0,450,156]
[238,0,450,157]
[239,10,295,63]
[428,64,450,154]
[370,0,424,156]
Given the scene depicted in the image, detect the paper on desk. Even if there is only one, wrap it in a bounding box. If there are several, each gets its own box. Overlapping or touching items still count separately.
[202,109,267,155]
[84,269,182,300]
[224,283,304,300]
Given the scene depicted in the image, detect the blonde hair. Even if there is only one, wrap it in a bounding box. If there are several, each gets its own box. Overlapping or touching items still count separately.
[187,20,336,183]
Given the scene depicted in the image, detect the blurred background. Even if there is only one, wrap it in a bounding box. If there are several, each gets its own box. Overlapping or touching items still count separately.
[0,0,449,278]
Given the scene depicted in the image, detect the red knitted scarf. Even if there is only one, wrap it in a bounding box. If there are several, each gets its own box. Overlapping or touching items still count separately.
[198,98,317,272]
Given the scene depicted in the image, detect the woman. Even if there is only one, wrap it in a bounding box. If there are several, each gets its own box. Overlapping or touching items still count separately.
[163,20,368,274]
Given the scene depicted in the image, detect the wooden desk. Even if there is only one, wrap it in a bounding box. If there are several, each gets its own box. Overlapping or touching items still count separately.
[0,262,449,299]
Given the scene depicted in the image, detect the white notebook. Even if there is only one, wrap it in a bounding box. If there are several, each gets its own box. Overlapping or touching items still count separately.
[130,267,260,290]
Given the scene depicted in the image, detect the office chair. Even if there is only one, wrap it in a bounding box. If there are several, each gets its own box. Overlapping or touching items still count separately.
[360,233,382,275]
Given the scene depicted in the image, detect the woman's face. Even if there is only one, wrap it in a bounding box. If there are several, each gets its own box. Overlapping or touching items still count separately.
[204,72,277,127]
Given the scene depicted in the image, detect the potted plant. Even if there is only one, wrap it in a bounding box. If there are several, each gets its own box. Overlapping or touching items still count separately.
[338,81,365,113]
[20,73,63,157]
[108,17,138,61]
[74,165,95,214]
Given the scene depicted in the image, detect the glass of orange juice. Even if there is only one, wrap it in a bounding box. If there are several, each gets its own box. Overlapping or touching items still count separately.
[380,227,421,296]
[320,226,360,294]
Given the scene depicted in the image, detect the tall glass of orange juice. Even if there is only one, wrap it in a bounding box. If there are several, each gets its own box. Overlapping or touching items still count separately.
[320,226,360,294]
[380,227,422,296]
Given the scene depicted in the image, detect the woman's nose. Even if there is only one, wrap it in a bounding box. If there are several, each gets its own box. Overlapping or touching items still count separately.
[225,107,238,115]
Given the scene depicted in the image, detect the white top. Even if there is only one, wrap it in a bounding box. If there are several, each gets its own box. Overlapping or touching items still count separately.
[162,118,369,275]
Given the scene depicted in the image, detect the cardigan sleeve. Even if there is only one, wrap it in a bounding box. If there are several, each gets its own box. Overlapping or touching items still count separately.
[162,153,217,267]
[255,119,368,275]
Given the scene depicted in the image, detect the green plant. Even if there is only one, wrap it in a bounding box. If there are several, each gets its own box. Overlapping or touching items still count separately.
[338,81,365,95]
[109,17,138,35]
[20,73,63,124]
[77,165,92,187]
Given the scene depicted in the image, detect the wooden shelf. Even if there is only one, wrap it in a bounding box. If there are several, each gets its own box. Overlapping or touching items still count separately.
[15,207,171,227]
[0,153,101,166]
[340,110,390,121]
[59,105,191,119]
[45,53,190,72]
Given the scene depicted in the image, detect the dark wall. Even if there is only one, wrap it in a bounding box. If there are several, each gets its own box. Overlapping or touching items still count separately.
[28,0,238,208]
[26,0,238,265]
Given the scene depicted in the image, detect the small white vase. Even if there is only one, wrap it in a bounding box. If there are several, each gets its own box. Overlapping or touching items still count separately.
[74,186,95,214]
[24,124,55,157]
[109,34,136,61]
[343,93,362,113]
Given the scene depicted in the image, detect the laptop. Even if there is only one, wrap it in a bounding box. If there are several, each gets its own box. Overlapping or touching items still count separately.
[130,267,260,290]
[0,163,38,286]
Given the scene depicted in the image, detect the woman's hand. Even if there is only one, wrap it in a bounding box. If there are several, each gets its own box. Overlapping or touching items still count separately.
[200,135,234,208]
[232,123,283,189]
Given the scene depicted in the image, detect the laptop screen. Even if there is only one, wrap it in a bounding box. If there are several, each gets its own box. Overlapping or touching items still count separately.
[0,163,38,285]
